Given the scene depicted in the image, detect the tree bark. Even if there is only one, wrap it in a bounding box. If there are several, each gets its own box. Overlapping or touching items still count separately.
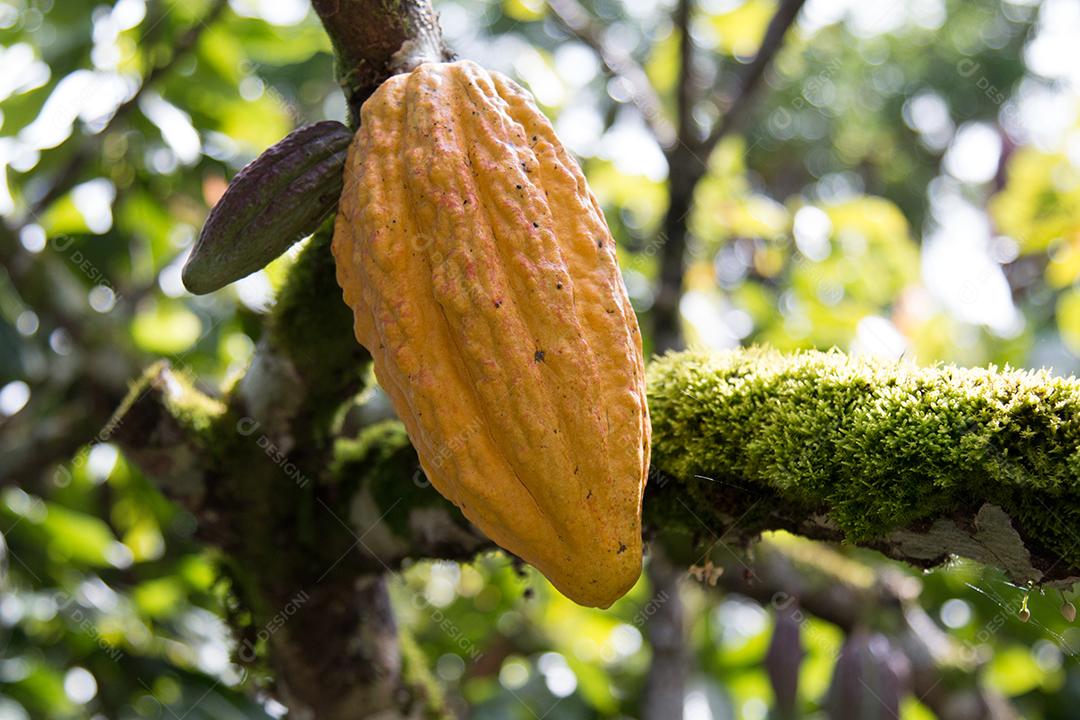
[312,0,453,118]
[642,550,687,720]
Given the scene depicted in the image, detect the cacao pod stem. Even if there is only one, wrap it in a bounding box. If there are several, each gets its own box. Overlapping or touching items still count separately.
[183,120,353,295]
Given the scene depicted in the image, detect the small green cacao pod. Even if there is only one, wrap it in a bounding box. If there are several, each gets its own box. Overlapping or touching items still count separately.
[182,120,353,295]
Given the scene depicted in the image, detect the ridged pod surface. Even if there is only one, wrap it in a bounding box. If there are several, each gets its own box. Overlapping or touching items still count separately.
[332,60,649,608]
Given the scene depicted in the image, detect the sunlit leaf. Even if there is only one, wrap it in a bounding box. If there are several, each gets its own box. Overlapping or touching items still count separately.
[133,577,185,619]
[709,0,776,57]
[131,300,203,354]
[41,504,118,566]
[985,645,1043,696]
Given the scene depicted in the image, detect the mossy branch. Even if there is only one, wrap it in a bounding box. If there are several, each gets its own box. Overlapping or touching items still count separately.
[647,348,1080,586]
[109,361,225,511]
[116,344,1080,594]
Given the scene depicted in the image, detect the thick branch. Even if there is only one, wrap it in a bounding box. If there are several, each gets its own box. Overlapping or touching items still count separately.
[268,577,433,720]
[546,0,675,148]
[118,346,1080,592]
[647,348,1080,586]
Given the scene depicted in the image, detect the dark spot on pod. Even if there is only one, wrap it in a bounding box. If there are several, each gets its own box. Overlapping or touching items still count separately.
[532,221,539,228]
[532,135,538,141]
[556,282,563,290]
[586,489,592,499]
[574,466,580,475]
[597,239,603,248]
[617,543,627,554]
[516,184,522,190]
[534,350,545,362]
[494,299,502,308]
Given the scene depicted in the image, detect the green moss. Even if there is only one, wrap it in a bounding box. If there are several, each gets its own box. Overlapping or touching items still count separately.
[333,421,465,537]
[399,629,451,719]
[163,372,226,435]
[110,361,165,432]
[110,361,227,455]
[648,348,1080,568]
[271,221,370,430]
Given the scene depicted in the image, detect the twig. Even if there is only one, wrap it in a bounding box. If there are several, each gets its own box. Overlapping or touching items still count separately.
[547,0,675,148]
[700,0,807,156]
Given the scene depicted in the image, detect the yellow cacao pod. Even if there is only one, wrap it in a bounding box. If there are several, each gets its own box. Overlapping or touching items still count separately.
[332,60,650,608]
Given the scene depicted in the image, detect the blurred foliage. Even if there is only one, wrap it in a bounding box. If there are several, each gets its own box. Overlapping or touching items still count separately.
[2,0,1080,717]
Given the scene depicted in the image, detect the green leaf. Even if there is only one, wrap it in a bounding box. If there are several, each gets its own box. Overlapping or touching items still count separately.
[131,300,203,354]
[41,504,118,567]
[133,577,186,619]
[985,646,1043,696]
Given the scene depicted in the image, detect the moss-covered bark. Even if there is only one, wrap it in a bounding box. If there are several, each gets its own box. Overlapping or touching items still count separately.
[647,348,1080,584]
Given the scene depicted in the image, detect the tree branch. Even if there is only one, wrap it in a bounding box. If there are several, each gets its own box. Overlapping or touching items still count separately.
[647,348,1080,586]
[700,0,807,157]
[641,549,686,720]
[650,0,701,354]
[312,0,453,119]
[651,0,805,351]
[546,0,675,148]
[674,0,695,146]
[710,536,1019,720]
[109,362,223,514]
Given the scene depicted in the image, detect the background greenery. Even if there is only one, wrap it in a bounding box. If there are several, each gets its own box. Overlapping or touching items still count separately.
[1,0,1080,717]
